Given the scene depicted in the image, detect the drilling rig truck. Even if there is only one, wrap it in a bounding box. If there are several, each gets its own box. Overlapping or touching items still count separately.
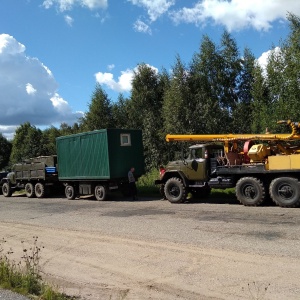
[155,120,300,208]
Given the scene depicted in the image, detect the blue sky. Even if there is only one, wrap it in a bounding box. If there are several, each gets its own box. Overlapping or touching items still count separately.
[0,0,299,139]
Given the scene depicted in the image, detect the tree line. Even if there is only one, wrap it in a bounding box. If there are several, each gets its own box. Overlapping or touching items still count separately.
[0,13,299,172]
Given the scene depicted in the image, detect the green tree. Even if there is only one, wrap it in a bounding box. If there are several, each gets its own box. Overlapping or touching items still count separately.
[80,84,113,131]
[188,35,228,134]
[232,47,256,133]
[111,94,130,129]
[130,63,165,169]
[163,56,190,134]
[268,13,300,123]
[10,123,44,164]
[41,126,61,155]
[0,134,12,170]
[218,31,241,115]
[251,63,271,133]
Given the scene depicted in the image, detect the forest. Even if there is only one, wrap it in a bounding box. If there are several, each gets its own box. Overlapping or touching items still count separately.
[0,13,299,172]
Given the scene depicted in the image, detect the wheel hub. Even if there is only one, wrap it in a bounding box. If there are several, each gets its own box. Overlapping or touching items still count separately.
[244,185,256,199]
[278,185,293,199]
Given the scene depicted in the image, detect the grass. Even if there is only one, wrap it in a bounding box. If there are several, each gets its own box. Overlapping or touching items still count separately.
[0,237,77,300]
[136,168,161,196]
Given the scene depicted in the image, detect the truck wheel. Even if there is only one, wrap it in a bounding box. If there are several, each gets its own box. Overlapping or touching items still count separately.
[65,185,75,200]
[2,182,12,197]
[236,177,265,206]
[35,183,45,198]
[164,177,187,204]
[269,177,300,208]
[25,183,35,198]
[95,185,107,201]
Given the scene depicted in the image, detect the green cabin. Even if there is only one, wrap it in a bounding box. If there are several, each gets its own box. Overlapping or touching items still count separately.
[56,129,144,181]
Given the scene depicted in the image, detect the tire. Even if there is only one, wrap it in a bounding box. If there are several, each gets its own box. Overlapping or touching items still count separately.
[95,185,107,201]
[25,183,35,198]
[269,177,300,208]
[65,185,75,200]
[236,177,265,206]
[164,177,187,204]
[2,182,12,197]
[35,183,45,198]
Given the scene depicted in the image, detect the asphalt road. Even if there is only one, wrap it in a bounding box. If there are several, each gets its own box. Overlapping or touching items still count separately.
[0,193,300,299]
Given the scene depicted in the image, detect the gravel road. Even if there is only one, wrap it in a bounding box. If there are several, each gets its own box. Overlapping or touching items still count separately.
[0,289,30,300]
[0,193,300,300]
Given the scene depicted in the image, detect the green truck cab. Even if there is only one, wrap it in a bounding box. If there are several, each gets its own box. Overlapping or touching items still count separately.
[156,143,224,203]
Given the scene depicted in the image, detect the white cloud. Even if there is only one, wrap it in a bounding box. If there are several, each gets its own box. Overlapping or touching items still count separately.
[95,69,134,92]
[257,47,282,74]
[107,64,115,71]
[128,0,175,22]
[26,83,37,95]
[42,0,108,12]
[95,64,158,92]
[64,15,74,26]
[0,34,82,139]
[0,126,18,141]
[133,19,152,34]
[169,0,300,32]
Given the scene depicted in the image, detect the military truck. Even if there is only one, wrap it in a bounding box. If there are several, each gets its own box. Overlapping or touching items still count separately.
[1,155,60,198]
[0,171,9,195]
[2,129,144,200]
[156,120,300,208]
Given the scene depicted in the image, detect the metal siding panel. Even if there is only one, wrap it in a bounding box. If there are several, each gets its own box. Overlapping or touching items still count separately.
[80,132,110,178]
[268,155,291,170]
[57,130,110,180]
[107,129,145,178]
[57,129,144,180]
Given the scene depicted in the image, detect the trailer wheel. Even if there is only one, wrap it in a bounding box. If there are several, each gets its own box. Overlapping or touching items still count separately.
[164,177,187,204]
[35,183,45,198]
[2,182,12,197]
[236,177,265,206]
[65,185,75,200]
[95,185,107,201]
[25,183,35,198]
[269,177,300,208]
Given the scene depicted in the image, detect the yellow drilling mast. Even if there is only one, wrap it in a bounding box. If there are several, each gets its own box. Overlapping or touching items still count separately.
[165,120,300,155]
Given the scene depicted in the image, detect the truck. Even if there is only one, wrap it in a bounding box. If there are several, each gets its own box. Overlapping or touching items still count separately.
[1,155,60,198]
[2,129,144,200]
[155,120,300,208]
[0,171,9,195]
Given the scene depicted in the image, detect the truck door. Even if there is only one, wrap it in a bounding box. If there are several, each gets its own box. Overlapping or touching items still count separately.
[180,148,207,181]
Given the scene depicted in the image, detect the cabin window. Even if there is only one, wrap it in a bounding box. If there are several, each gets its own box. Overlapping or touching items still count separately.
[120,134,131,146]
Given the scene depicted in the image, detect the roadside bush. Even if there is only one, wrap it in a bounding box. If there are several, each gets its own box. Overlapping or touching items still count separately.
[136,168,160,195]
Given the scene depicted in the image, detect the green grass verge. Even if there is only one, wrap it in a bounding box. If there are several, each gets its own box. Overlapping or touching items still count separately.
[136,168,161,196]
[0,237,77,300]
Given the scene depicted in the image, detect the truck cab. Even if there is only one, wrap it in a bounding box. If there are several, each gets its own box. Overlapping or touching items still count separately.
[156,143,224,203]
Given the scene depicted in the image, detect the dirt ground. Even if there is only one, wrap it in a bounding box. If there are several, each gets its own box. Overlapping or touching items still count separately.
[0,194,300,300]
